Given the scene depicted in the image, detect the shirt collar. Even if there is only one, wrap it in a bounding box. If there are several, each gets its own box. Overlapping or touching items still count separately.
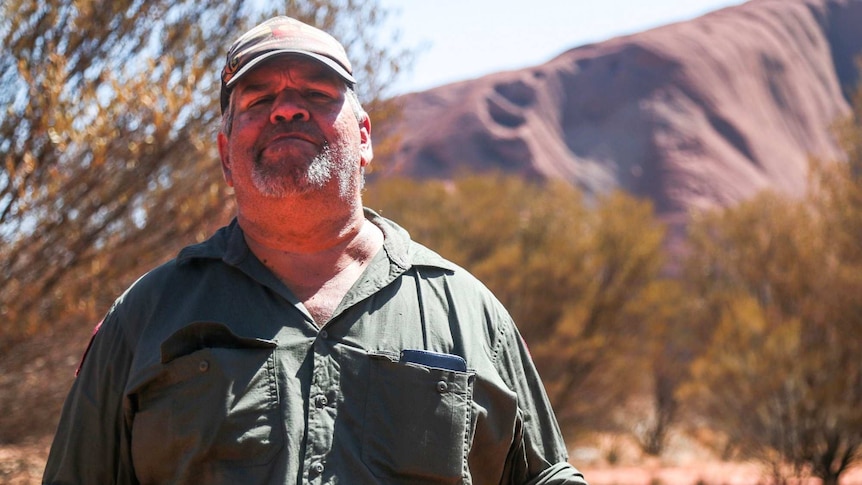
[364,208,458,273]
[176,209,459,273]
[176,218,247,265]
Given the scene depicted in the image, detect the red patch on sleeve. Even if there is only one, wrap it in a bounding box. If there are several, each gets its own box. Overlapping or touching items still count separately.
[75,320,103,377]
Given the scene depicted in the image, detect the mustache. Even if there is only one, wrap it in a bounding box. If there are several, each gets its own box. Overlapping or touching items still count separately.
[253,122,325,154]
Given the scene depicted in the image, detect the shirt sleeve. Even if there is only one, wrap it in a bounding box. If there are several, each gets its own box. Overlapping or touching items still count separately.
[43,309,138,485]
[493,314,588,485]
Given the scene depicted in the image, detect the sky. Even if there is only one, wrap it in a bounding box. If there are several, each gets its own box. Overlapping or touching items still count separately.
[378,0,747,95]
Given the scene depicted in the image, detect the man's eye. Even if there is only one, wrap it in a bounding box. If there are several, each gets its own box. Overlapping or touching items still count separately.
[248,96,273,107]
[306,90,333,100]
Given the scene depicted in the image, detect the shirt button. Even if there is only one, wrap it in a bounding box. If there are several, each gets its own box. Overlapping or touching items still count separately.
[436,380,448,393]
[315,395,328,408]
[319,330,328,339]
[198,360,209,372]
[312,462,324,474]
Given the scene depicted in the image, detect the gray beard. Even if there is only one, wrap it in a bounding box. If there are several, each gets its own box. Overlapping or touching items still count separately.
[251,141,360,200]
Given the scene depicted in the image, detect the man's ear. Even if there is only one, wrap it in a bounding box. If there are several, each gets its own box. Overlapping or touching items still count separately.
[358,114,373,168]
[217,131,234,187]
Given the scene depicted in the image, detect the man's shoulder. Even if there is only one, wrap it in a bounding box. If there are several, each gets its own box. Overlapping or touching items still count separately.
[175,220,240,264]
[406,240,508,311]
[116,223,238,306]
[405,239,459,272]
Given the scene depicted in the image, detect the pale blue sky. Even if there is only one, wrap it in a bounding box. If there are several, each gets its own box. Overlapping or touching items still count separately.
[379,0,747,94]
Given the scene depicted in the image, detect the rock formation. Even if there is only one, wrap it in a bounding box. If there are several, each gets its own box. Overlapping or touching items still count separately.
[376,0,862,218]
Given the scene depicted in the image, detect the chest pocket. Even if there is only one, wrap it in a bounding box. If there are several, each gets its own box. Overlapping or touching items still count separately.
[363,352,475,484]
[130,322,282,483]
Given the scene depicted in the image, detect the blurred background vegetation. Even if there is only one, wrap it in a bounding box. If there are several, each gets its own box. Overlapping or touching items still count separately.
[1,0,861,484]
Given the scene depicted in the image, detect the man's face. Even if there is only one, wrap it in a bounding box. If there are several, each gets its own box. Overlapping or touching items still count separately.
[218,56,371,202]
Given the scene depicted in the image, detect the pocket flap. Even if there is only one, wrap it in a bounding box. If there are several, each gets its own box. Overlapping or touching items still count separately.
[160,321,277,363]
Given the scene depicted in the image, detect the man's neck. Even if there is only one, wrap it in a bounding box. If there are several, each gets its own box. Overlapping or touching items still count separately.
[240,201,366,253]
[238,201,384,324]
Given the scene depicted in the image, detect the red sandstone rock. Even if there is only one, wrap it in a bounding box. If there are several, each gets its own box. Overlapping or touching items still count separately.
[376,0,862,217]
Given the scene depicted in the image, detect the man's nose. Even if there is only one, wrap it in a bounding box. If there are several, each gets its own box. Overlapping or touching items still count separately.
[270,91,310,123]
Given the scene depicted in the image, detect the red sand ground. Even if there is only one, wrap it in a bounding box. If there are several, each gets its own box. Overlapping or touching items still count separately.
[583,462,862,485]
[2,438,860,484]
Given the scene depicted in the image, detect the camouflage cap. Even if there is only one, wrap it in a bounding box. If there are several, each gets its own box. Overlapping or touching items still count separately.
[220,16,356,113]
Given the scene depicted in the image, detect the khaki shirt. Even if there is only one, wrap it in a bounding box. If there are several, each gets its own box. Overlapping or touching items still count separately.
[44,210,587,485]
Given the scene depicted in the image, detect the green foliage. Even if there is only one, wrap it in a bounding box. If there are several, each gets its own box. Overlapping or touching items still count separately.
[680,85,862,482]
[632,278,700,456]
[366,174,669,437]
[681,186,862,482]
[0,0,411,348]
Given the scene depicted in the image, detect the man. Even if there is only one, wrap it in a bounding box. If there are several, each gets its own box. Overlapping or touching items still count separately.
[44,16,588,485]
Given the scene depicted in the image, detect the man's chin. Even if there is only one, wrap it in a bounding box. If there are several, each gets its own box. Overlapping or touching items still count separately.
[251,172,331,199]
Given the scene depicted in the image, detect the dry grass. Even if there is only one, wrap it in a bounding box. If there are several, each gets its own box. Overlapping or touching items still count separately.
[8,437,862,485]
[0,325,89,444]
[580,464,862,485]
[0,438,51,484]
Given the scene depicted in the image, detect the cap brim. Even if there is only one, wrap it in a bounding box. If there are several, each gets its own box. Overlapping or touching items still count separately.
[225,49,356,89]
